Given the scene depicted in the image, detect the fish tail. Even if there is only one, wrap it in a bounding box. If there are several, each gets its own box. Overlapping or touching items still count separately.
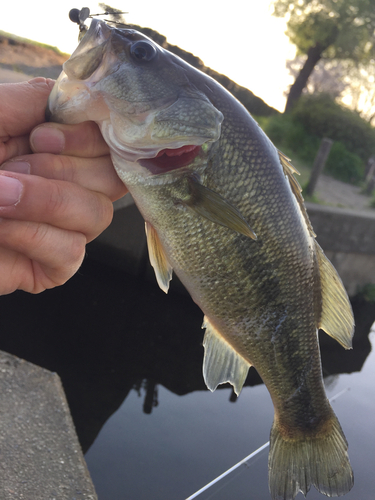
[268,414,353,500]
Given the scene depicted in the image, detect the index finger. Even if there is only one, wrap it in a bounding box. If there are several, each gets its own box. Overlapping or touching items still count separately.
[0,78,55,138]
[30,121,110,158]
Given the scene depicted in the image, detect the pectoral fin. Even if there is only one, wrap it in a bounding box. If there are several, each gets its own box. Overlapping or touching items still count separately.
[187,177,257,239]
[315,242,354,349]
[202,316,251,396]
[145,221,173,293]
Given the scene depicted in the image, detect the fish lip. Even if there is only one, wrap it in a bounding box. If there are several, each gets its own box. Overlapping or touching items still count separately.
[99,119,207,173]
[45,19,113,123]
[139,145,202,174]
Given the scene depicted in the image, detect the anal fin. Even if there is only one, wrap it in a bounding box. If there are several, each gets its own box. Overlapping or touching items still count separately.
[202,316,251,396]
[315,241,354,349]
[145,221,173,293]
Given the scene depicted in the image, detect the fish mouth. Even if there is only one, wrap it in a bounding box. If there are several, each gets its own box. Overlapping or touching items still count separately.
[139,144,201,173]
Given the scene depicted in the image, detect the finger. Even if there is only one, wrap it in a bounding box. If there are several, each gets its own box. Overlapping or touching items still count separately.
[0,172,114,243]
[0,220,86,295]
[0,134,31,166]
[0,78,55,139]
[30,121,110,158]
[0,78,55,164]
[1,153,127,202]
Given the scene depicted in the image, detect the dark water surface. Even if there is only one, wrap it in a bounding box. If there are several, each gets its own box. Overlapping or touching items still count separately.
[0,258,374,500]
[85,331,375,500]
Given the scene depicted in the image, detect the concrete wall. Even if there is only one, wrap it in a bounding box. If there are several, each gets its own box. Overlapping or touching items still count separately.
[89,197,375,298]
[306,203,375,296]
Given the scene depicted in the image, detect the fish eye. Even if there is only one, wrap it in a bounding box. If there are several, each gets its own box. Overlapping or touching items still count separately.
[130,40,157,62]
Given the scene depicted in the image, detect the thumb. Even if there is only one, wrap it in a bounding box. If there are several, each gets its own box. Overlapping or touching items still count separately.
[0,78,56,138]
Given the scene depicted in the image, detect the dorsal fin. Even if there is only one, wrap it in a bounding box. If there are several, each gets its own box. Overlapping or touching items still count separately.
[278,150,316,237]
[202,316,251,396]
[315,241,354,349]
[145,221,173,293]
[278,151,353,347]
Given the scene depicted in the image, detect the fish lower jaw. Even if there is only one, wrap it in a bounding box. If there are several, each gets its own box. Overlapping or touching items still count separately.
[139,145,202,173]
[110,136,203,171]
[112,143,201,169]
[100,122,161,162]
[100,120,208,175]
[104,130,203,176]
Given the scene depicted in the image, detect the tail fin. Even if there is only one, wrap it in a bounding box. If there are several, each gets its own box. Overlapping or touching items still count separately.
[268,414,353,500]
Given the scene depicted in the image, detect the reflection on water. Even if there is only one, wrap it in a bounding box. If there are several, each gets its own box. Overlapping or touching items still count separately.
[85,329,375,500]
[0,258,374,499]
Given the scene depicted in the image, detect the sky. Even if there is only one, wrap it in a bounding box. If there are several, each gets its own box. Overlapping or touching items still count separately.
[1,1,296,111]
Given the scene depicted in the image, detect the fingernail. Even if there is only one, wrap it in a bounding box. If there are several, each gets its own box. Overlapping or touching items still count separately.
[28,77,48,84]
[1,160,31,174]
[31,126,65,153]
[0,175,23,206]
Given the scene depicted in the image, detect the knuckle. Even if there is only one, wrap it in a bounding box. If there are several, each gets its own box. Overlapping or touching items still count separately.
[32,231,86,292]
[100,196,113,231]
[26,221,50,248]
[91,195,114,238]
[44,180,69,217]
[101,196,114,227]
[66,233,86,269]
[83,121,105,156]
[51,154,76,183]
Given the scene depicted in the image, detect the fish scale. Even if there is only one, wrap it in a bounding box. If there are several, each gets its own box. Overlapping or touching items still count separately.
[47,18,354,500]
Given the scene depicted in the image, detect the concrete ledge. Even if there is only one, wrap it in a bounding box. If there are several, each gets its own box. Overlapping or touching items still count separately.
[90,197,375,297]
[306,202,375,255]
[325,250,375,296]
[0,351,97,500]
[306,203,375,295]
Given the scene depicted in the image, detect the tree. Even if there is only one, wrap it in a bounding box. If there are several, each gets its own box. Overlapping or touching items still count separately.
[286,55,375,124]
[340,62,375,124]
[286,56,348,98]
[272,0,375,112]
[98,3,127,25]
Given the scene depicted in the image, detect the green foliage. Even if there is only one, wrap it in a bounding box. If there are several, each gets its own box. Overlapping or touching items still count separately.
[272,0,375,63]
[292,94,375,161]
[258,93,374,185]
[272,1,375,111]
[0,30,68,57]
[98,3,126,24]
[325,142,364,184]
[256,113,289,144]
[288,9,338,54]
[259,113,320,162]
[357,283,375,302]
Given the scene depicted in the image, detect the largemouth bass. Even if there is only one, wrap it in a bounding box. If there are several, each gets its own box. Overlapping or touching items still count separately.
[47,19,354,500]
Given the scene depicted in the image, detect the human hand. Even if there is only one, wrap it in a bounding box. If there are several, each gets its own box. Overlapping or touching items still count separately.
[0,77,127,295]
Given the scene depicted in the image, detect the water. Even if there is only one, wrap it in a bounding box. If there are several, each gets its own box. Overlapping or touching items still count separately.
[0,258,374,500]
[85,331,375,500]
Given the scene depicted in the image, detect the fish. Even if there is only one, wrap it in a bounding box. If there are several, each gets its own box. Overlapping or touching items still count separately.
[47,19,355,500]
